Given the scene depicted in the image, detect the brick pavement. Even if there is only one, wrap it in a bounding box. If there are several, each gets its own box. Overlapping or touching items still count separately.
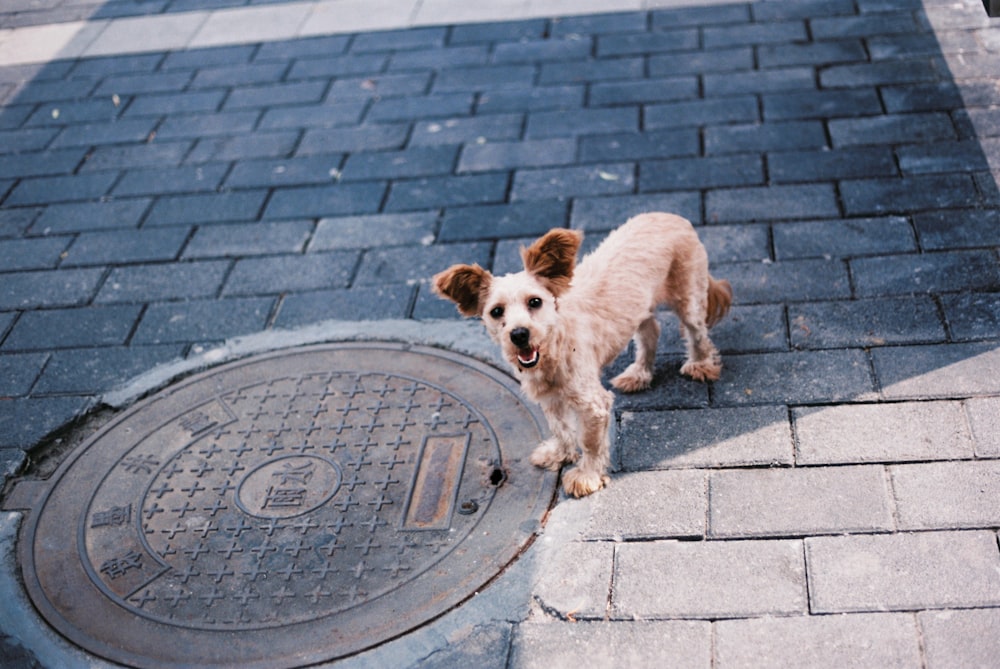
[1,0,1000,667]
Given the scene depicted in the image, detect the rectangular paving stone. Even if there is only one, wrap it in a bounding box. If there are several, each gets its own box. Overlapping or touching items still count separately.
[310,212,438,250]
[511,621,710,669]
[457,138,575,173]
[891,461,1000,531]
[0,208,41,238]
[511,163,634,201]
[409,114,523,146]
[829,112,956,148]
[95,260,230,303]
[840,175,981,215]
[223,251,358,296]
[851,250,1000,297]
[763,88,882,121]
[132,296,274,345]
[640,154,762,191]
[0,268,103,310]
[285,54,387,81]
[706,184,839,223]
[705,120,826,154]
[3,304,142,351]
[704,66,816,97]
[113,163,228,197]
[713,349,875,406]
[613,539,806,618]
[30,199,150,234]
[433,65,534,92]
[448,19,547,44]
[62,227,190,266]
[476,85,584,113]
[539,57,644,85]
[494,37,592,63]
[772,216,914,259]
[439,200,566,242]
[190,62,287,89]
[617,405,793,471]
[297,124,409,155]
[273,285,415,326]
[94,70,192,96]
[806,531,1000,613]
[966,397,1000,458]
[154,110,260,140]
[0,148,87,179]
[386,45,488,72]
[897,140,990,175]
[881,82,965,114]
[722,258,851,304]
[702,20,807,48]
[225,156,345,189]
[710,465,894,538]
[589,76,698,107]
[788,296,946,349]
[0,352,48,396]
[258,101,368,130]
[264,182,387,219]
[715,613,921,669]
[820,59,939,88]
[33,344,183,395]
[525,106,637,138]
[582,470,707,541]
[709,303,788,353]
[920,609,1000,669]
[145,191,267,226]
[0,396,92,449]
[0,236,70,270]
[366,93,473,122]
[569,192,701,230]
[793,401,974,465]
[5,172,118,206]
[123,90,225,117]
[184,132,299,163]
[645,95,758,129]
[531,540,614,620]
[182,221,313,258]
[757,38,867,68]
[79,142,192,172]
[49,118,158,148]
[581,128,699,163]
[384,174,507,211]
[223,81,327,111]
[341,146,457,181]
[354,242,491,286]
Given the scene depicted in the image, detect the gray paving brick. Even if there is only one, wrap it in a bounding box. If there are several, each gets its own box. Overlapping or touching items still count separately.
[47,118,157,149]
[851,250,1000,297]
[897,140,989,175]
[881,82,965,114]
[811,12,920,39]
[704,67,816,97]
[132,297,273,344]
[0,127,56,154]
[617,405,793,471]
[526,107,637,138]
[5,172,118,206]
[3,304,142,351]
[914,209,1000,250]
[297,124,409,155]
[0,352,48,396]
[756,39,867,68]
[820,59,939,88]
[710,466,894,538]
[531,541,612,620]
[840,175,981,216]
[806,531,1000,613]
[891,461,1000,531]
[874,342,1000,400]
[411,283,461,319]
[789,296,945,349]
[95,260,229,303]
[33,344,183,394]
[439,200,566,242]
[710,303,788,353]
[386,45,488,72]
[366,93,473,123]
[773,217,915,259]
[706,184,839,223]
[264,182,386,219]
[433,65,532,93]
[939,292,1000,342]
[710,120,827,154]
[225,156,344,189]
[539,57,644,85]
[342,146,457,181]
[355,242,491,286]
[763,88,882,121]
[458,139,575,173]
[448,19,546,44]
[512,163,634,201]
[0,268,103,310]
[257,101,367,130]
[162,44,254,69]
[62,227,189,266]
[145,190,267,226]
[385,174,507,211]
[222,81,326,111]
[0,395,92,449]
[581,128,698,163]
[511,621,710,669]
[184,131,299,163]
[351,25,445,52]
[793,401,974,465]
[0,208,41,238]
[273,285,415,326]
[190,62,286,89]
[0,148,86,179]
[183,221,313,258]
[476,85,584,113]
[569,192,701,230]
[967,397,1000,458]
[645,95,758,129]
[589,76,697,107]
[551,11,648,35]
[409,114,524,146]
[113,163,228,197]
[596,30,699,58]
[829,112,956,148]
[309,212,438,251]
[0,236,70,270]
[223,251,358,296]
[723,258,851,304]
[714,349,875,406]
[285,54,387,81]
[641,154,762,192]
[581,470,706,540]
[920,609,1000,669]
[715,613,921,669]
[154,110,260,141]
[78,141,192,172]
[613,539,806,618]
[94,70,192,96]
[29,199,149,234]
[493,37,592,63]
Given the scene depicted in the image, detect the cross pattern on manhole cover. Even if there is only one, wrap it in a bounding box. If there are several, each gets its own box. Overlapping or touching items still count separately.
[15,343,555,669]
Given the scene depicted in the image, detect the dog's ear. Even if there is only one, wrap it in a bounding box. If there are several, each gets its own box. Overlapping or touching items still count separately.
[521,228,582,296]
[432,264,492,317]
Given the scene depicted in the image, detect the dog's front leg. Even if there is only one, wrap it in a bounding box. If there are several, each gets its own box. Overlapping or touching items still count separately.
[561,388,613,497]
[529,398,579,471]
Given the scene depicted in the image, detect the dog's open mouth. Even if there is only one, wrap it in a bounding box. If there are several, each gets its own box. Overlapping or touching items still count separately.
[516,346,540,369]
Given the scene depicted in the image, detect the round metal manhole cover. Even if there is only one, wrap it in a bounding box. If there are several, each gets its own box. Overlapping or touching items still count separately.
[18,343,555,668]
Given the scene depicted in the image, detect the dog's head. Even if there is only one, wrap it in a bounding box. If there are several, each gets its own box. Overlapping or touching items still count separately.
[433,228,582,372]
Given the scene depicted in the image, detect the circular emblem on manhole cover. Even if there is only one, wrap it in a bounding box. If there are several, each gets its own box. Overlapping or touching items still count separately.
[17,343,554,668]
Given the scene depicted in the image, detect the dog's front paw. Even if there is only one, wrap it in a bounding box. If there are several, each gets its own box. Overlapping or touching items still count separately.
[562,467,609,497]
[611,365,653,393]
[529,438,573,471]
[680,357,722,382]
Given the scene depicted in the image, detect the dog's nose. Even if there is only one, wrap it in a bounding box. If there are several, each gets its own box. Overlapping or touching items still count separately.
[510,327,531,348]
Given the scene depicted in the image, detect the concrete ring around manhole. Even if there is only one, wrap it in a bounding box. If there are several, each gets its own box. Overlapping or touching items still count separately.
[11,342,556,669]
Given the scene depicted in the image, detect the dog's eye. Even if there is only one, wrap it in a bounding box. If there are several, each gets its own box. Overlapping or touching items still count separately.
[527,297,542,309]
[489,306,504,319]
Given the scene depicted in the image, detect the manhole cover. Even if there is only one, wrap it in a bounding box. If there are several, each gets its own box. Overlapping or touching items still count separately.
[14,343,554,668]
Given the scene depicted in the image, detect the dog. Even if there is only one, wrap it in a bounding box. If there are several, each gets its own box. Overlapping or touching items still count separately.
[432,213,732,497]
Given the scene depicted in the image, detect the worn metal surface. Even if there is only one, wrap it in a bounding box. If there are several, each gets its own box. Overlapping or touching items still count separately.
[16,343,554,668]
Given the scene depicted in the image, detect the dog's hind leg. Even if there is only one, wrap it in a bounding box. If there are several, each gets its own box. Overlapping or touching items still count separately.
[611,315,660,392]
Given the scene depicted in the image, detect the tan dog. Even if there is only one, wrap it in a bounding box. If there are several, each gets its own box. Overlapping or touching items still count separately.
[433,213,732,497]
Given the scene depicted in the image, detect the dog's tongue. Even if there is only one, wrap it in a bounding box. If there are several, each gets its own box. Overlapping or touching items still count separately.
[517,346,540,368]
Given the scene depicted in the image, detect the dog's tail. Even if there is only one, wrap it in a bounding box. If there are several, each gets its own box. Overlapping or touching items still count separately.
[706,277,732,328]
